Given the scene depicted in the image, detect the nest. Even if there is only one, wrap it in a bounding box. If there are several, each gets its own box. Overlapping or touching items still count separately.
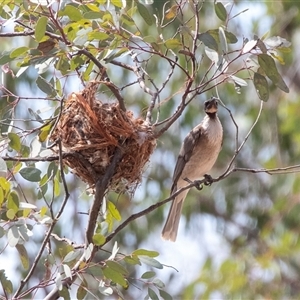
[50,82,156,193]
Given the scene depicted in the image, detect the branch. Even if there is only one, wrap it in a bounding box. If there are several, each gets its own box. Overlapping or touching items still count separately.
[44,148,124,300]
[219,100,264,179]
[76,49,126,111]
[12,141,70,300]
[85,147,124,245]
[233,165,300,175]
[103,179,202,245]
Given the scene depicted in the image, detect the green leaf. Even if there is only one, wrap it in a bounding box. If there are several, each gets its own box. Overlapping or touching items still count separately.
[102,266,128,288]
[35,16,48,42]
[83,11,103,19]
[7,191,19,213]
[39,122,53,142]
[7,225,20,246]
[0,177,10,196]
[137,2,153,26]
[0,270,13,294]
[107,200,121,221]
[148,287,159,300]
[59,5,83,21]
[54,177,60,197]
[141,271,156,279]
[132,249,159,257]
[198,32,218,51]
[59,286,71,300]
[88,31,110,41]
[215,2,227,21]
[258,53,278,77]
[159,289,173,300]
[111,0,124,8]
[36,76,56,96]
[124,255,141,265]
[19,167,42,182]
[258,54,289,93]
[63,250,81,263]
[92,233,106,246]
[10,47,29,58]
[28,108,44,123]
[207,29,237,44]
[86,265,103,277]
[6,209,16,220]
[21,145,30,157]
[8,132,21,152]
[0,52,14,65]
[164,39,181,49]
[253,72,269,101]
[153,278,165,288]
[0,188,3,206]
[106,260,129,276]
[138,256,163,269]
[77,282,87,300]
[16,244,29,270]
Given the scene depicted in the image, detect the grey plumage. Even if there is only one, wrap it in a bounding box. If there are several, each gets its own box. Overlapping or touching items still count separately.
[161,98,223,242]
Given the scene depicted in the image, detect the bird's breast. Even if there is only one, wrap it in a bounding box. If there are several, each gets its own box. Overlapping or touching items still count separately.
[180,118,223,182]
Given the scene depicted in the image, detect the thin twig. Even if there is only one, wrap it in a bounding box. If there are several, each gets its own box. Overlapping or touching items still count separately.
[103,178,205,245]
[217,100,264,180]
[12,141,70,300]
[44,148,124,300]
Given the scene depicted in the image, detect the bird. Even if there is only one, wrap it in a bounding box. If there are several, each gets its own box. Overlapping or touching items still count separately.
[161,97,223,242]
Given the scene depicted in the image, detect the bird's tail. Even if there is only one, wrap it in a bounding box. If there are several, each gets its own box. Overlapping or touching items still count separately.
[161,189,189,242]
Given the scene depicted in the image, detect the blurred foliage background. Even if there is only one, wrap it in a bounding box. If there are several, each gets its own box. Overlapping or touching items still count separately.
[0,0,300,299]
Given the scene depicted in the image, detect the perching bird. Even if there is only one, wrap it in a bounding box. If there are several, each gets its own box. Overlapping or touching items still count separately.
[161,97,223,242]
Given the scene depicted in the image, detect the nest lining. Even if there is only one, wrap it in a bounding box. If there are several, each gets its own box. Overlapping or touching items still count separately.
[50,82,156,193]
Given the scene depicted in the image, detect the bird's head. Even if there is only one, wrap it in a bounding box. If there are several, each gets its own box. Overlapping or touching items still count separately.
[204,97,219,114]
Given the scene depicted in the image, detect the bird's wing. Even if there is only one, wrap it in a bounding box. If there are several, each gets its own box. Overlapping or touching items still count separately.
[171,124,203,193]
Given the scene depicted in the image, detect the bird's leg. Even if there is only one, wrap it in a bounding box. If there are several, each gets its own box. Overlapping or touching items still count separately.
[184,177,203,190]
[203,174,213,186]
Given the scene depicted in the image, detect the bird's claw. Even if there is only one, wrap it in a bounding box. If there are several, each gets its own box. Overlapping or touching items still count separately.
[194,180,203,190]
[204,174,213,186]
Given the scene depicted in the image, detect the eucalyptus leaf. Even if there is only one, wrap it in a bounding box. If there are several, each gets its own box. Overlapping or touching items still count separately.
[7,225,20,247]
[36,76,56,96]
[138,256,163,269]
[253,72,269,101]
[198,32,218,51]
[19,167,42,182]
[148,287,159,300]
[16,244,29,270]
[8,133,21,152]
[35,16,48,42]
[137,2,153,25]
[132,249,159,257]
[215,2,227,21]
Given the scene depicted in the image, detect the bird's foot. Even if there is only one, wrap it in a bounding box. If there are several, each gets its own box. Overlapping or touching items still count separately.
[203,174,213,186]
[184,177,202,190]
[193,180,203,190]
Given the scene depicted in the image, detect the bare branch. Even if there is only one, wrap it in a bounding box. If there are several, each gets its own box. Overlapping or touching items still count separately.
[219,100,264,179]
[85,148,124,245]
[12,140,70,300]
